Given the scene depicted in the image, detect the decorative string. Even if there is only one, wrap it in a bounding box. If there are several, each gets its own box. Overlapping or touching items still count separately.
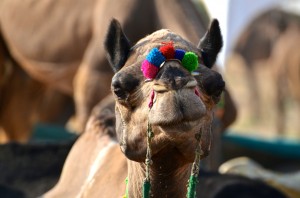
[187,128,203,198]
[143,92,155,198]
[122,122,154,198]
[123,177,129,198]
[140,43,202,197]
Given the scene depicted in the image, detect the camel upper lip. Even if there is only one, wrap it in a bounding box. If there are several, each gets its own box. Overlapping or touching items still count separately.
[158,120,199,127]
[148,85,206,129]
[158,120,200,133]
[153,79,197,93]
[149,107,204,126]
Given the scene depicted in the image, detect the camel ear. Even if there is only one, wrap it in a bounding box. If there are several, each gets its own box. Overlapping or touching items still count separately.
[105,19,131,72]
[198,19,223,68]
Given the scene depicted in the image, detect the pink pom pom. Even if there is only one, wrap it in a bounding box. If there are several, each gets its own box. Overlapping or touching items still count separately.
[141,60,159,79]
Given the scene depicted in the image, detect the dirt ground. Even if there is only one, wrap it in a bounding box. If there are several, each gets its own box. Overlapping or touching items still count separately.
[224,53,300,140]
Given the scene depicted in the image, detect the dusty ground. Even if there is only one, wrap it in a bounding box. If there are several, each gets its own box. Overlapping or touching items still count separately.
[224,53,300,140]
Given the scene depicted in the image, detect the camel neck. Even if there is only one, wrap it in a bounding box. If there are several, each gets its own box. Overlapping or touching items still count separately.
[127,150,192,198]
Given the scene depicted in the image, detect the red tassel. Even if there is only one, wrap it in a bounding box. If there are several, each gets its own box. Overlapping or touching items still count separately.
[160,42,175,59]
[148,90,155,108]
[195,88,200,97]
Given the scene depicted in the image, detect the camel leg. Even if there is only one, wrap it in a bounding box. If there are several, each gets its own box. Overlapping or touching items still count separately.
[69,0,157,133]
[0,30,43,142]
[0,65,45,143]
[296,101,300,134]
[275,75,285,136]
[69,40,113,133]
[0,64,75,142]
[245,64,262,122]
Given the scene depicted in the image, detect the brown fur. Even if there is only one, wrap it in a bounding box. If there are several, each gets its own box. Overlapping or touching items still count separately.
[268,25,300,134]
[45,19,225,197]
[0,57,73,142]
[44,95,128,198]
[0,0,212,142]
[233,8,300,134]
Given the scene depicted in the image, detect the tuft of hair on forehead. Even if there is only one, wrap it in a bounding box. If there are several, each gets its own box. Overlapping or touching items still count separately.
[132,29,201,59]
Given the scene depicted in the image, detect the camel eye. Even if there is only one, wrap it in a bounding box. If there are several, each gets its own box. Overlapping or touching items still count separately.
[113,87,127,100]
[201,71,225,104]
[195,66,225,100]
[111,72,140,102]
[203,76,225,97]
[111,77,128,100]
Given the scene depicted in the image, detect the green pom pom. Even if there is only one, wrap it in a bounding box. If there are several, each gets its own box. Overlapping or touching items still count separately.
[182,52,198,72]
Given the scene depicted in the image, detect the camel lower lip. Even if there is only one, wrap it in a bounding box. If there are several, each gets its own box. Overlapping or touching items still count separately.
[158,120,199,132]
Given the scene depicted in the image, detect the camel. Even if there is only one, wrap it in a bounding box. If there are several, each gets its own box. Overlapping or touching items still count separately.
[220,157,300,198]
[233,9,286,120]
[233,8,300,134]
[44,19,286,198]
[0,0,213,142]
[0,56,74,142]
[268,25,300,135]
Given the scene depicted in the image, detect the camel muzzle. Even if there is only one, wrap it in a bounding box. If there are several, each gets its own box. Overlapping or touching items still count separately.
[154,60,196,91]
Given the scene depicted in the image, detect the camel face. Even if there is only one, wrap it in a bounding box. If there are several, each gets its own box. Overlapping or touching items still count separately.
[105,19,224,163]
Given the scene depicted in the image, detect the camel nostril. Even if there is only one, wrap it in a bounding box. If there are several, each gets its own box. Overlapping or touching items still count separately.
[113,87,127,99]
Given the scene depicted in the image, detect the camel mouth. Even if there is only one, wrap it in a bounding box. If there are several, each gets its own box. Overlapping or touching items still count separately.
[158,120,200,133]
[148,88,206,129]
[153,79,197,93]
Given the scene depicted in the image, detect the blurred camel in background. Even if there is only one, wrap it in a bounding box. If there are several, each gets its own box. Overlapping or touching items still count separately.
[0,0,210,142]
[233,8,300,135]
[0,0,236,143]
[269,25,300,135]
[0,40,74,142]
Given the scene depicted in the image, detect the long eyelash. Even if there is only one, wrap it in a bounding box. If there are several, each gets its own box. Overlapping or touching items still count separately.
[127,85,145,108]
[130,85,151,109]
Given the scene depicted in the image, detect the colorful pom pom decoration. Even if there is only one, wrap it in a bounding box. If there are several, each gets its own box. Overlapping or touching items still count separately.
[174,49,186,61]
[141,42,199,79]
[159,42,175,59]
[141,60,159,79]
[146,48,166,67]
[182,52,198,72]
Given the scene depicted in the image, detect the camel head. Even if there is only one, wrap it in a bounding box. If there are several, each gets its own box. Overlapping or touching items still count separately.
[105,19,224,165]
